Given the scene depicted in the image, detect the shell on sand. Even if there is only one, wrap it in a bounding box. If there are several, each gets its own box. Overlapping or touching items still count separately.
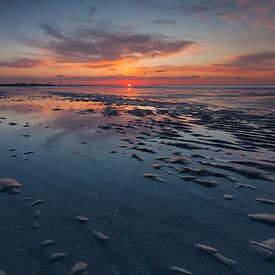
[165,170,174,175]
[23,151,34,155]
[151,164,164,169]
[131,145,156,154]
[22,197,32,201]
[155,156,170,161]
[249,239,275,259]
[182,177,217,187]
[169,157,190,165]
[71,262,88,274]
[235,183,256,189]
[213,253,237,267]
[40,239,56,247]
[169,265,192,274]
[193,178,218,187]
[249,213,275,224]
[50,252,67,262]
[223,194,234,200]
[120,144,128,148]
[131,153,144,161]
[92,230,109,241]
[196,244,237,267]
[9,188,21,194]
[256,198,275,205]
[0,178,22,192]
[0,178,22,187]
[32,199,43,206]
[195,244,218,254]
[76,216,90,223]
[143,173,166,183]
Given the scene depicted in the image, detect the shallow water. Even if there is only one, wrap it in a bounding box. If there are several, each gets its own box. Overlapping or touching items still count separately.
[0,86,275,274]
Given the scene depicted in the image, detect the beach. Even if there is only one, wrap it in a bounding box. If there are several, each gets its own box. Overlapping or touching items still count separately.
[0,86,274,274]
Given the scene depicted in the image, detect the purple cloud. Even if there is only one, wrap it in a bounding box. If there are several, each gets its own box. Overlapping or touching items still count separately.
[230,51,275,64]
[21,23,195,63]
[219,51,275,70]
[153,18,177,24]
[0,58,43,68]
[139,51,275,74]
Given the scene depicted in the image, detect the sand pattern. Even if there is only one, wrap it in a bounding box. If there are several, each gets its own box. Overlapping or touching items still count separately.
[0,87,274,274]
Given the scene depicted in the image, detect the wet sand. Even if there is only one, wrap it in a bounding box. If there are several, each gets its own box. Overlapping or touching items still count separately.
[0,86,275,274]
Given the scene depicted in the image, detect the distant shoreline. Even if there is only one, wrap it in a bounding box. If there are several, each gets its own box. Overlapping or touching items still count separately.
[0,84,274,89]
[0,84,117,87]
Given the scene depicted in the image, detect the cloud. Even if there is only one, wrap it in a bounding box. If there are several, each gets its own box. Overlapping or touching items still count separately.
[40,22,65,39]
[0,58,43,68]
[230,51,275,64]
[219,0,275,29]
[218,51,275,70]
[247,0,275,29]
[153,18,177,24]
[49,74,250,84]
[178,0,275,29]
[21,23,195,64]
[87,6,97,16]
[84,63,115,69]
[180,4,212,15]
[138,51,275,74]
[178,2,239,22]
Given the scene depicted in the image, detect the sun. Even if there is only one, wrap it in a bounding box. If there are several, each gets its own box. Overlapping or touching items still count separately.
[127,83,131,87]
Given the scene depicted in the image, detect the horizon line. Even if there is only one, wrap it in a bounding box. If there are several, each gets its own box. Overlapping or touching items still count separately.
[0,83,275,88]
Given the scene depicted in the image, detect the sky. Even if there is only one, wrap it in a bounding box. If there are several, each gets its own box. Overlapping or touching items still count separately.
[0,0,275,86]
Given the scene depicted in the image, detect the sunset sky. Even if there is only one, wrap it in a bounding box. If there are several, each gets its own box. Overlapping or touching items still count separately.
[0,0,275,85]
